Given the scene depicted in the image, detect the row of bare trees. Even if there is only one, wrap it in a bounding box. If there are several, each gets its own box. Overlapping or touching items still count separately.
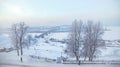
[66,20,105,62]
[10,20,104,62]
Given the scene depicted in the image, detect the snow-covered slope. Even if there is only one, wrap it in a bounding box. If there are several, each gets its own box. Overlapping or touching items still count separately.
[0,26,120,62]
[0,33,12,48]
[102,26,120,40]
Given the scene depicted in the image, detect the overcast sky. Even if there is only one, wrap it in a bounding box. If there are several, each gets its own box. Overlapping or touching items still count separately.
[0,0,120,28]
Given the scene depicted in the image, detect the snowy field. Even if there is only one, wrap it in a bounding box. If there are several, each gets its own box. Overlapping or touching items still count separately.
[0,26,120,66]
[103,26,120,40]
[0,63,120,67]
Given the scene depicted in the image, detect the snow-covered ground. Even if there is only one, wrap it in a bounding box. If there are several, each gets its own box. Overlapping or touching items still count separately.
[0,63,120,67]
[103,26,120,40]
[0,26,120,66]
[46,32,69,40]
[0,33,12,48]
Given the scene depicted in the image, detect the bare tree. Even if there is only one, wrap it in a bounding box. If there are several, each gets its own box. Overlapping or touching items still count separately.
[11,24,19,56]
[83,21,104,61]
[26,35,32,49]
[11,22,28,62]
[66,20,83,62]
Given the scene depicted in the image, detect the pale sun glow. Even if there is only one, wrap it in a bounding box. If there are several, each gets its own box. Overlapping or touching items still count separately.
[6,4,24,16]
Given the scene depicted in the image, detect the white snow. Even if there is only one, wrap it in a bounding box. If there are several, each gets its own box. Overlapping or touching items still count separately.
[46,32,69,40]
[102,26,120,40]
[0,26,120,66]
[0,33,12,48]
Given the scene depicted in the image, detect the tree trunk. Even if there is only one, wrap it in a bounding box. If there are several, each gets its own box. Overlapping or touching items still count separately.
[76,56,79,61]
[20,57,23,62]
[84,55,87,61]
[17,49,19,56]
[20,40,23,62]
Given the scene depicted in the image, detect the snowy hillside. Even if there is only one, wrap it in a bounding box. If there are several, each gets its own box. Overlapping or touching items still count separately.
[0,26,120,63]
[103,26,120,40]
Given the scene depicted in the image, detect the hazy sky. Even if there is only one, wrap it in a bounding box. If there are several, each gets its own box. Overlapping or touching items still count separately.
[0,0,120,28]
